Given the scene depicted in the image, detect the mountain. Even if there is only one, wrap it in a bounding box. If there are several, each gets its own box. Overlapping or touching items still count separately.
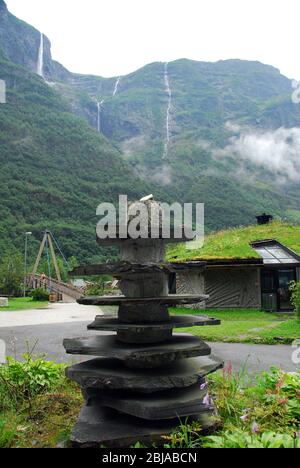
[0,0,162,263]
[0,0,299,263]
[61,59,300,230]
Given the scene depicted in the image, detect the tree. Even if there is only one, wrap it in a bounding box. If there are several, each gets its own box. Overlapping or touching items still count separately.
[0,254,24,297]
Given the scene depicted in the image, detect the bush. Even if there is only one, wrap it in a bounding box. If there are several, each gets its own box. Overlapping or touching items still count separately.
[0,353,65,410]
[290,282,300,321]
[0,254,24,297]
[85,283,104,296]
[30,288,49,301]
[202,430,300,448]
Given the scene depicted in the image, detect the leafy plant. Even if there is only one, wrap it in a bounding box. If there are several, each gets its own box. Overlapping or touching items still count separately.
[290,282,300,321]
[255,367,300,421]
[0,353,64,411]
[0,254,24,297]
[202,430,300,448]
[30,288,49,302]
[85,283,105,296]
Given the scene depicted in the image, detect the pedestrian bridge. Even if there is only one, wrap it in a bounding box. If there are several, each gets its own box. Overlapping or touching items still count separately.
[29,274,83,303]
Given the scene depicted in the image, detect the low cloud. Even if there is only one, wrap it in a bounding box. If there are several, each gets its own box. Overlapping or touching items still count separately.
[150,164,172,185]
[215,123,300,182]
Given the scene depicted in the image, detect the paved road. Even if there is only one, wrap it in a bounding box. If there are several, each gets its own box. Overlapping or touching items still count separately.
[0,303,98,328]
[0,320,298,373]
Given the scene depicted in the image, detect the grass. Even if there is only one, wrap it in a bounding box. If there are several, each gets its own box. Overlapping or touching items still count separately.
[167,221,300,261]
[0,297,49,312]
[171,308,300,344]
[0,355,82,448]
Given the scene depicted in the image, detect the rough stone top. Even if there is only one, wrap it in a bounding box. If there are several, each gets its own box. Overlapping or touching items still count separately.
[70,261,206,277]
[96,196,197,245]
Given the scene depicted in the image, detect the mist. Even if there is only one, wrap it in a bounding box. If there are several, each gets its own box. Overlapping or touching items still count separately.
[215,124,300,182]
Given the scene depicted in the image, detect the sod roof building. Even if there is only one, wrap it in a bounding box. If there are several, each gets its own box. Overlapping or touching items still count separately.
[167,220,300,312]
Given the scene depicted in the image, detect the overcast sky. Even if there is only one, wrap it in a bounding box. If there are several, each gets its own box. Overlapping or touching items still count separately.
[5,0,300,79]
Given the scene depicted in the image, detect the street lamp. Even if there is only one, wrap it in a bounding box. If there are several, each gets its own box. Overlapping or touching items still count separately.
[24,232,32,297]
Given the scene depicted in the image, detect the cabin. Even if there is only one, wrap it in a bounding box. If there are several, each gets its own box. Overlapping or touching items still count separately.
[168,218,300,312]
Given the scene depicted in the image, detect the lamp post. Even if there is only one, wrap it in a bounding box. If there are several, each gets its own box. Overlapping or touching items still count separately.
[24,232,32,298]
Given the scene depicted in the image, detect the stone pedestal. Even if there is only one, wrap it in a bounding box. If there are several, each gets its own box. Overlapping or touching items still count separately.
[0,297,8,307]
[64,198,223,447]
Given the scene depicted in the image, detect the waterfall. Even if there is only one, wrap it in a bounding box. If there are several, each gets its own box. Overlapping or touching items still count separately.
[113,77,121,96]
[163,62,172,159]
[37,33,44,78]
[96,100,104,133]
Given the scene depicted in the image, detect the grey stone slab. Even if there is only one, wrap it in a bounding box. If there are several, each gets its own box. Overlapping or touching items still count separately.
[71,261,206,277]
[70,405,217,448]
[63,334,211,368]
[65,356,223,393]
[118,304,169,323]
[121,239,166,263]
[78,294,209,306]
[116,329,172,344]
[87,384,211,420]
[118,272,169,298]
[88,314,221,332]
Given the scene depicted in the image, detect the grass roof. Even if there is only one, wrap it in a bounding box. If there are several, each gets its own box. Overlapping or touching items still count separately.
[167,221,300,262]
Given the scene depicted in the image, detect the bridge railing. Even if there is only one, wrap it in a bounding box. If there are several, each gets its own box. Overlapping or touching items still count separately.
[28,274,83,300]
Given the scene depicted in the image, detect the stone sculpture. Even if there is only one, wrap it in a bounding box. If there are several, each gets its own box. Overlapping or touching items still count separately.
[64,197,222,447]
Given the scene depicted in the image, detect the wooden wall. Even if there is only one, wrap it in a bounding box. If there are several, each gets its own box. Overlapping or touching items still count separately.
[177,267,261,309]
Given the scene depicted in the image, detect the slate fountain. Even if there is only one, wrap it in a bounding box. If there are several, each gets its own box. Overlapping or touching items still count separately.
[64,197,223,447]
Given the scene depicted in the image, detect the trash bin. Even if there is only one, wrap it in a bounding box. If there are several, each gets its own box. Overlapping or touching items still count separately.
[49,293,58,303]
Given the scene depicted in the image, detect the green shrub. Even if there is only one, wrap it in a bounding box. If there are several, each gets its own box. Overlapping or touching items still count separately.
[85,283,104,296]
[255,367,300,420]
[0,254,24,297]
[30,288,49,301]
[202,430,300,448]
[0,354,64,410]
[290,282,300,321]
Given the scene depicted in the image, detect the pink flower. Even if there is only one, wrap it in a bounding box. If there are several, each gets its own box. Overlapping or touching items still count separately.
[251,421,259,434]
[240,414,248,422]
[222,361,233,378]
[202,393,211,406]
[200,382,208,391]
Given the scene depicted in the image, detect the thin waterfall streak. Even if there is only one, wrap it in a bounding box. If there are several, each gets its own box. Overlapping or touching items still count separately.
[113,77,121,96]
[37,33,44,78]
[163,62,172,159]
[96,100,104,133]
[97,102,101,133]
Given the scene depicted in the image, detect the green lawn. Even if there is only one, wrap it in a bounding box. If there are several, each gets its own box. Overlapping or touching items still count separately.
[171,308,300,344]
[0,297,49,312]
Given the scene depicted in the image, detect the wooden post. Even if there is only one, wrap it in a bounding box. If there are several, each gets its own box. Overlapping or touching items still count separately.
[47,233,61,282]
[30,232,48,285]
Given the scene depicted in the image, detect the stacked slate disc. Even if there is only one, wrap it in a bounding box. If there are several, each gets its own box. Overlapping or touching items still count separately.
[64,197,223,448]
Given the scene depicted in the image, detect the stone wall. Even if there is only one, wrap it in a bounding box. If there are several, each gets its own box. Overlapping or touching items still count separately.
[177,267,261,309]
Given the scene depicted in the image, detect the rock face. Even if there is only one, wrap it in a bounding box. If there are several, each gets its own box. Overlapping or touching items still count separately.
[64,197,223,447]
[0,2,69,81]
